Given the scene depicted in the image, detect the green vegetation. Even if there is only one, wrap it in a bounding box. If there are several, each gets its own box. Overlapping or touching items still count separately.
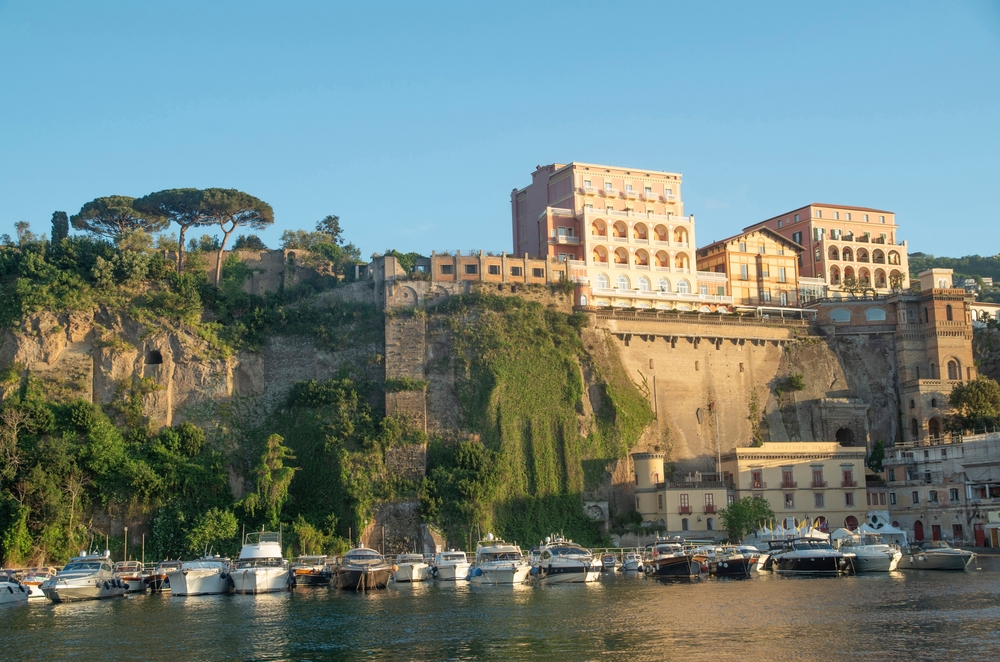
[868,439,885,472]
[947,377,1000,434]
[775,373,805,395]
[384,377,429,392]
[719,496,775,542]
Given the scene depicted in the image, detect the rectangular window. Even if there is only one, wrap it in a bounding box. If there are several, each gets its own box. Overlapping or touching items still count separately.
[717,286,726,296]
[815,492,824,507]
[879,493,886,505]
[644,186,652,195]
[488,265,500,275]
[782,468,794,488]
[763,291,771,302]
[845,492,854,507]
[784,493,794,508]
[728,494,736,505]
[880,215,886,223]
[814,228,824,241]
[532,268,544,278]
[950,488,959,501]
[889,492,897,505]
[557,226,567,236]
[625,184,633,192]
[794,213,800,222]
[657,494,664,510]
[739,242,747,252]
[846,212,851,220]
[843,469,854,487]
[740,264,749,280]
[699,285,708,295]
[705,493,715,506]
[792,231,802,244]
[929,491,939,503]
[680,493,690,507]
[751,470,764,489]
[584,179,591,187]
[778,267,787,283]
[780,292,788,306]
[812,469,824,487]
[440,264,454,275]
[816,210,822,218]
[912,491,919,504]
[510,266,523,276]
[759,245,766,255]
[777,219,783,228]
[888,469,896,482]
[605,181,612,190]
[665,188,673,196]
[866,492,872,506]
[464,264,478,275]
[864,214,869,222]
[834,211,840,220]
[953,524,964,540]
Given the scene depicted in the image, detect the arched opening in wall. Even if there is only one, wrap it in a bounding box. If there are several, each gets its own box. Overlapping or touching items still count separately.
[946,305,953,321]
[928,418,941,439]
[930,362,936,378]
[844,515,859,531]
[924,307,929,323]
[828,246,840,261]
[830,265,841,285]
[578,295,588,307]
[681,518,689,531]
[836,427,855,445]
[633,223,648,240]
[931,398,937,408]
[911,418,920,441]
[948,360,959,380]
[909,399,915,409]
[145,350,163,365]
[914,520,924,541]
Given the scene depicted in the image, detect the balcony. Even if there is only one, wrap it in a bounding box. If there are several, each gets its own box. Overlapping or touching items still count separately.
[613,263,629,269]
[751,482,767,490]
[842,480,859,487]
[611,236,628,243]
[662,194,679,202]
[653,239,670,246]
[632,237,650,244]
[582,208,693,223]
[811,481,828,488]
[624,189,639,199]
[552,235,581,245]
[780,481,798,489]
[704,505,717,514]
[641,192,656,201]
[633,264,650,271]
[679,506,692,514]
[581,186,598,196]
[602,187,619,197]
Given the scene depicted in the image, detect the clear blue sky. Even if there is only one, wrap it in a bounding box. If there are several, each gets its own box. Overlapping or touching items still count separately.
[1,1,998,259]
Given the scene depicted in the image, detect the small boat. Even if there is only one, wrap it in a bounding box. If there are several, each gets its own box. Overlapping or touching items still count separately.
[40,551,128,602]
[703,546,759,578]
[0,571,30,606]
[113,561,148,594]
[290,555,333,587]
[19,567,57,599]
[145,560,183,593]
[168,557,233,596]
[430,550,470,581]
[621,552,643,572]
[736,546,768,572]
[644,539,700,578]
[900,541,975,572]
[601,552,620,571]
[393,554,429,583]
[468,534,531,585]
[530,535,602,584]
[770,538,854,575]
[230,531,290,594]
[336,546,393,591]
[835,532,901,572]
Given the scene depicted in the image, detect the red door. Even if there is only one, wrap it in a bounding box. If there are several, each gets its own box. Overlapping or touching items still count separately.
[975,524,986,547]
[931,525,941,541]
[914,520,924,541]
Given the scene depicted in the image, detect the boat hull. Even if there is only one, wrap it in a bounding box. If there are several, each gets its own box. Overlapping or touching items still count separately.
[145,575,170,594]
[337,566,392,590]
[230,567,289,594]
[393,563,429,583]
[649,556,701,578]
[774,554,847,575]
[537,564,601,584]
[42,581,127,603]
[708,556,757,578]
[292,570,332,587]
[851,551,901,572]
[21,582,47,599]
[468,565,531,585]
[1,583,30,605]
[432,563,470,581]
[168,569,232,596]
[900,552,975,571]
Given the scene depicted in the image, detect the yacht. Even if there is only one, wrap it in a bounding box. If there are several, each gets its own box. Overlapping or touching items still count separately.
[601,552,620,571]
[430,550,470,581]
[40,551,128,602]
[703,546,759,578]
[530,535,602,584]
[393,554,430,583]
[900,541,976,571]
[336,546,393,590]
[0,571,30,606]
[113,561,148,594]
[621,551,643,572]
[770,538,854,575]
[19,567,57,599]
[167,557,233,596]
[736,545,768,572]
[145,560,183,593]
[230,531,290,594]
[468,534,531,585]
[290,555,333,587]
[644,539,701,578]
[836,533,901,572]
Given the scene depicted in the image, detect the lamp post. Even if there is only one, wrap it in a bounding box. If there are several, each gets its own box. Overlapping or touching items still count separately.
[124,526,128,562]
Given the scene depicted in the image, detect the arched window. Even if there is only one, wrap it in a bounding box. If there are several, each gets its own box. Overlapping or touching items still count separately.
[596,273,610,289]
[677,279,690,294]
[946,305,953,321]
[911,418,920,441]
[928,418,941,439]
[865,308,886,322]
[616,275,630,290]
[909,399,915,409]
[948,360,959,380]
[638,277,650,291]
[829,246,840,260]
[578,295,588,307]
[658,278,670,292]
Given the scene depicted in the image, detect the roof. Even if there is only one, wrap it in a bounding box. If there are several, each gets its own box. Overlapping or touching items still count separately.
[748,202,894,230]
[699,226,805,254]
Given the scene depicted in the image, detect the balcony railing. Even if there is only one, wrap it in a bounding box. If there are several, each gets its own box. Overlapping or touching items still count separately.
[581,186,598,196]
[551,236,580,245]
[612,236,628,243]
[582,208,693,223]
[613,263,629,269]
[588,288,734,304]
[751,482,767,489]
[811,481,828,488]
[780,481,798,489]
[624,189,639,198]
[602,188,619,197]
[704,505,717,514]
[679,506,692,514]
[842,480,859,487]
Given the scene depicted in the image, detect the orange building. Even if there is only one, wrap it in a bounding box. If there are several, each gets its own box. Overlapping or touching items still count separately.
[696,227,804,309]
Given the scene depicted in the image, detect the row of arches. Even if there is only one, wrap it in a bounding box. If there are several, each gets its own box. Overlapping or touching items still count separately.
[592,246,691,270]
[829,266,904,288]
[587,299,724,313]
[591,219,689,245]
[827,246,901,265]
[594,273,692,294]
[910,417,943,441]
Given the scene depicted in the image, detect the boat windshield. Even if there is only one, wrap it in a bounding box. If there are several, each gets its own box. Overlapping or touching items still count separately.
[479,552,521,562]
[547,546,590,558]
[184,560,229,570]
[440,553,466,562]
[655,545,681,555]
[922,541,952,550]
[791,541,834,551]
[344,552,382,562]
[235,558,284,568]
[61,562,103,572]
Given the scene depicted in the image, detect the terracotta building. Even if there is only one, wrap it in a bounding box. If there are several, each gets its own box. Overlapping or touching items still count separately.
[696,227,804,310]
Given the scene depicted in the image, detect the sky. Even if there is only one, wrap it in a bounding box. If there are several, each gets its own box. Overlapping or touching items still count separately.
[1,1,998,259]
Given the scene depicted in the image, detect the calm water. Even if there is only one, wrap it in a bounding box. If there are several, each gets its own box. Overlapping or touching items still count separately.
[5,558,1000,661]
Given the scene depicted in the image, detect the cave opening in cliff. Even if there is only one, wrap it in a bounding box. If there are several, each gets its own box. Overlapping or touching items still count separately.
[835,427,855,445]
[145,350,163,365]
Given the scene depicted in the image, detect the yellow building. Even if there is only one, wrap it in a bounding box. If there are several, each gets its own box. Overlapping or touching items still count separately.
[720,442,868,532]
[633,453,728,537]
[696,227,804,310]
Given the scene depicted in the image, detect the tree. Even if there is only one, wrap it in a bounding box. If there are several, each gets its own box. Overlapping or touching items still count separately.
[71,195,167,242]
[233,234,267,250]
[719,496,774,542]
[50,212,69,244]
[868,439,885,472]
[186,507,238,557]
[133,189,214,274]
[200,189,274,286]
[14,221,38,246]
[316,215,342,245]
[242,434,297,528]
[948,377,1000,433]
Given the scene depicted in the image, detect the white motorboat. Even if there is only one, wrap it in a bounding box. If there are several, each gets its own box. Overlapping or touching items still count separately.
[19,567,57,599]
[530,535,601,584]
[430,550,470,581]
[0,571,30,606]
[168,557,233,596]
[769,538,854,575]
[621,551,643,572]
[113,561,148,594]
[40,551,128,602]
[900,541,976,572]
[393,554,429,583]
[230,531,290,594]
[834,532,901,572]
[468,534,531,585]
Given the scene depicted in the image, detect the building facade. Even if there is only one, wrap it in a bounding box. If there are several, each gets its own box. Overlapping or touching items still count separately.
[745,203,910,295]
[721,442,869,532]
[633,453,728,538]
[511,162,732,312]
[696,227,804,310]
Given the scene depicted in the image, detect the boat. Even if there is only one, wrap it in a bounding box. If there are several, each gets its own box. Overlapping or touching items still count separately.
[468,533,531,585]
[430,550,470,581]
[0,571,30,606]
[145,560,183,593]
[167,557,233,596]
[393,554,430,583]
[230,531,290,594]
[769,538,854,575]
[530,535,602,584]
[702,546,759,578]
[40,551,128,602]
[832,530,901,572]
[113,561,148,594]
[644,539,701,578]
[19,567,57,599]
[290,555,333,587]
[336,546,393,590]
[899,541,976,572]
[601,552,620,571]
[621,551,643,572]
[736,546,768,572]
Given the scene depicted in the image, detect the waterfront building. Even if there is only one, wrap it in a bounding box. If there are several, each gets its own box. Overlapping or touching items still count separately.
[632,452,728,538]
[971,300,1000,327]
[883,432,1000,547]
[695,227,807,311]
[720,442,869,532]
[511,162,732,312]
[745,203,910,295]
